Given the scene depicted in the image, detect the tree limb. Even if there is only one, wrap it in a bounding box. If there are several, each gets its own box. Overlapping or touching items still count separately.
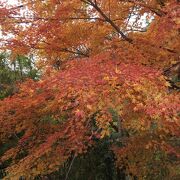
[81,0,133,43]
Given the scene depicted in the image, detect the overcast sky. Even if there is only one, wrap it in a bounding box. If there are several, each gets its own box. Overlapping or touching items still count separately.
[4,0,19,6]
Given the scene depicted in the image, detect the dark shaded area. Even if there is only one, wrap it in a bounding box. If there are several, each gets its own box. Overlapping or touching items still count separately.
[35,139,128,180]
[0,131,25,179]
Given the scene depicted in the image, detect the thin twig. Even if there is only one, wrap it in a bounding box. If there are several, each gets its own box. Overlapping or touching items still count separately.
[65,153,76,180]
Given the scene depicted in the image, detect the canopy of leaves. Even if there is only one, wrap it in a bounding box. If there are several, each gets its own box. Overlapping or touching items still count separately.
[0,0,179,179]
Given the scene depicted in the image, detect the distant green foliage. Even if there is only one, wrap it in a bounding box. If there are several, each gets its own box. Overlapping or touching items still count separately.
[0,52,39,99]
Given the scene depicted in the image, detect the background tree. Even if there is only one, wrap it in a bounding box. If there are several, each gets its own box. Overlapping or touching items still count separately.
[0,52,39,99]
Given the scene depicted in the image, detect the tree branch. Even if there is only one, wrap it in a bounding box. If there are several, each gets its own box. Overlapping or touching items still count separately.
[36,42,89,58]
[81,0,133,43]
[125,0,166,17]
[65,153,76,180]
[6,16,105,22]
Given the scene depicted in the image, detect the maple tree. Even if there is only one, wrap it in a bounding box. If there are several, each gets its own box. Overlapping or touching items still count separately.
[0,0,180,179]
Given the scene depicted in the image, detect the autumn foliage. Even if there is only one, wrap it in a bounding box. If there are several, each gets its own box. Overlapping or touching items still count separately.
[0,0,179,179]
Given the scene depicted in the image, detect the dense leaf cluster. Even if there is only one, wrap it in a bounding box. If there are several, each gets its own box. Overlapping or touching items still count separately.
[0,0,179,179]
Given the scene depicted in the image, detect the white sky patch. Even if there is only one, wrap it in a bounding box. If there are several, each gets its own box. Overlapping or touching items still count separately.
[3,0,20,6]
